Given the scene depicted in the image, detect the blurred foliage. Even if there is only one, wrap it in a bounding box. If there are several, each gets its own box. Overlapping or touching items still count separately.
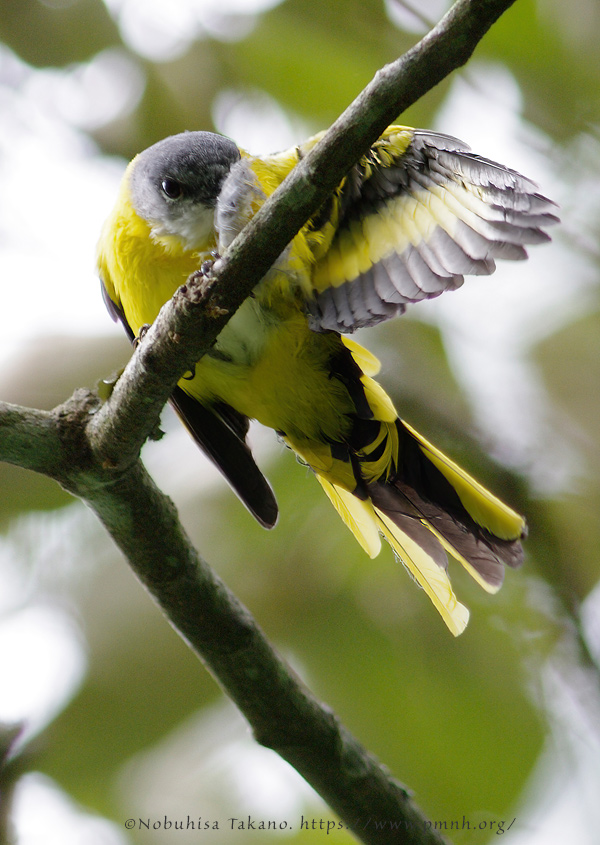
[1,0,600,844]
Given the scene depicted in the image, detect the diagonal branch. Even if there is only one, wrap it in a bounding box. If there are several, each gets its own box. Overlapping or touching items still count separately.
[0,1,519,842]
[87,464,447,845]
[87,0,518,470]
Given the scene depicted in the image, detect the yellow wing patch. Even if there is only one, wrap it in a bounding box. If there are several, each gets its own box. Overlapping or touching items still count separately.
[312,199,408,291]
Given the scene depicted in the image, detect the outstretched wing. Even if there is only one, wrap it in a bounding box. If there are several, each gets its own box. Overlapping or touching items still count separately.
[99,279,278,528]
[306,127,559,333]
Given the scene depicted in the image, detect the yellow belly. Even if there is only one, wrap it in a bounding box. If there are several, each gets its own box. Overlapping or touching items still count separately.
[183,302,355,443]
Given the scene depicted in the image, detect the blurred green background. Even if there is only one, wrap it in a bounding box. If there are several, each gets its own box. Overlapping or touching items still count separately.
[0,0,599,843]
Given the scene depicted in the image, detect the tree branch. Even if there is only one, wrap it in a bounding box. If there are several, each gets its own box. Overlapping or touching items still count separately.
[1,1,519,842]
[86,465,446,845]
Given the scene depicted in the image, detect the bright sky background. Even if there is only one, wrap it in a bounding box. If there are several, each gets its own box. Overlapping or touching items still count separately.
[1,6,599,841]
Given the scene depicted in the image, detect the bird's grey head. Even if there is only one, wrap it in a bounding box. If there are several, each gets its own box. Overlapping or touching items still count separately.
[128,131,241,249]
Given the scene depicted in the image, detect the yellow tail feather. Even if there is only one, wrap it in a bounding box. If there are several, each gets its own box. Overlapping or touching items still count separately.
[402,420,526,540]
[317,475,469,635]
[316,476,381,558]
[375,509,470,637]
[341,336,382,376]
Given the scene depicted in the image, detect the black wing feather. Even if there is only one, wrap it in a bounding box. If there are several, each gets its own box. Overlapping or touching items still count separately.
[170,388,278,528]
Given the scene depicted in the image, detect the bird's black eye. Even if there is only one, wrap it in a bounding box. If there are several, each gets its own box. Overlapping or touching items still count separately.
[161,178,184,200]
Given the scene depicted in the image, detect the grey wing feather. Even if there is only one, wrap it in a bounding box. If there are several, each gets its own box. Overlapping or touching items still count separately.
[309,130,558,333]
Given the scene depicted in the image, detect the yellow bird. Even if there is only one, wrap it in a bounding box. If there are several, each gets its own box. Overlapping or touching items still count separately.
[97,126,557,636]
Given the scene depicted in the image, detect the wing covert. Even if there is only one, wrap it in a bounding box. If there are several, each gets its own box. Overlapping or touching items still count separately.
[307,127,558,333]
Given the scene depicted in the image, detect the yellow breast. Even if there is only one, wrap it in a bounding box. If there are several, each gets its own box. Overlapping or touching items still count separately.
[97,173,212,335]
[97,160,356,445]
